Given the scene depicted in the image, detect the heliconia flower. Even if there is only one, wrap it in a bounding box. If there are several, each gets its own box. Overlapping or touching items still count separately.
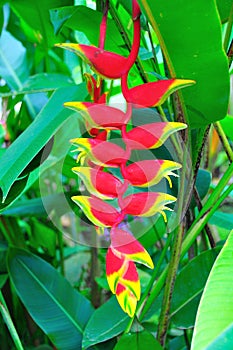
[71,138,128,167]
[124,122,187,150]
[119,192,177,221]
[121,75,195,107]
[71,195,123,227]
[72,166,123,199]
[55,1,141,79]
[121,159,181,188]
[64,102,131,130]
[110,228,154,269]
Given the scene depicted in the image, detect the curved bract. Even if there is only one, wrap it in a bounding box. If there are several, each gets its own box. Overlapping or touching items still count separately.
[121,75,195,107]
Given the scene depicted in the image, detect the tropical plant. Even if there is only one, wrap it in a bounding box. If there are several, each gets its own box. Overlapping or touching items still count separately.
[0,0,232,349]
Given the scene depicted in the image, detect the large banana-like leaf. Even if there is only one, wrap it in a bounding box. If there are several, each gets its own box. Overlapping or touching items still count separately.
[8,248,93,350]
[138,0,229,128]
[191,230,233,349]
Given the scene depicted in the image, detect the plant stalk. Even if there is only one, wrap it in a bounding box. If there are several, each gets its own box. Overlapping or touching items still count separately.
[214,121,233,163]
[0,291,24,350]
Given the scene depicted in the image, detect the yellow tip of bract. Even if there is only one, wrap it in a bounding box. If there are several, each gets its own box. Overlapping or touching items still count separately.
[55,43,82,52]
[64,102,86,111]
[171,78,196,89]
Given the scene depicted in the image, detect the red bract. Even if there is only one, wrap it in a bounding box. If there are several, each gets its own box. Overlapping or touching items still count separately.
[121,75,195,107]
[124,122,187,149]
[71,138,128,167]
[121,159,181,188]
[71,195,123,227]
[119,192,176,221]
[64,102,131,130]
[72,166,122,199]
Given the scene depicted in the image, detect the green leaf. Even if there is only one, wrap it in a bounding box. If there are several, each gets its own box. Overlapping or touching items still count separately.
[205,323,233,350]
[171,248,220,329]
[191,230,233,350]
[82,297,129,348]
[10,0,72,48]
[21,73,75,92]
[0,274,8,289]
[113,330,163,350]
[209,211,233,229]
[0,84,87,202]
[216,0,233,22]
[190,169,212,209]
[220,114,233,140]
[29,219,56,257]
[0,30,29,90]
[138,0,229,128]
[7,248,93,350]
[54,5,126,53]
[0,6,3,35]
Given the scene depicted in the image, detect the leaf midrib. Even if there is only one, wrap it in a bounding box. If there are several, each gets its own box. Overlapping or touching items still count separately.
[15,256,84,334]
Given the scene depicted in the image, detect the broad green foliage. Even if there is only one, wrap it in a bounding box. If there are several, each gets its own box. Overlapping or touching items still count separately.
[138,0,230,128]
[191,230,233,350]
[8,248,93,350]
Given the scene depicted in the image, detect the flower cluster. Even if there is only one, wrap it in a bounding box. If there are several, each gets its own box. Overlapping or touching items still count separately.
[57,0,194,317]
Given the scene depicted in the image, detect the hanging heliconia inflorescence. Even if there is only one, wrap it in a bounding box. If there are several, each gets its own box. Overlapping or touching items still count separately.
[56,0,194,317]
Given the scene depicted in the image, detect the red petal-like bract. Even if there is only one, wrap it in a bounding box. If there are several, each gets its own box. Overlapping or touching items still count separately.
[71,195,122,227]
[71,138,129,167]
[121,76,195,107]
[111,228,154,269]
[72,166,122,199]
[121,159,181,187]
[125,122,186,149]
[64,102,130,130]
[120,192,176,218]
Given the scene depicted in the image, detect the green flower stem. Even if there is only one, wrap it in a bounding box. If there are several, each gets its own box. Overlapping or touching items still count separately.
[181,183,233,257]
[139,161,233,320]
[138,231,172,308]
[57,227,65,276]
[145,21,161,74]
[223,2,233,52]
[157,105,184,163]
[157,223,185,345]
[156,147,188,345]
[214,121,233,163]
[0,291,24,350]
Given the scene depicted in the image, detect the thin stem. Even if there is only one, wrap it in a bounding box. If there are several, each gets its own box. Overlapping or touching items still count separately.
[157,148,188,345]
[98,0,109,49]
[138,232,173,316]
[57,228,65,276]
[145,21,160,73]
[223,2,233,52]
[193,186,215,248]
[0,291,24,350]
[214,121,233,163]
[90,246,101,307]
[109,0,147,83]
[157,223,185,345]
[181,183,233,257]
